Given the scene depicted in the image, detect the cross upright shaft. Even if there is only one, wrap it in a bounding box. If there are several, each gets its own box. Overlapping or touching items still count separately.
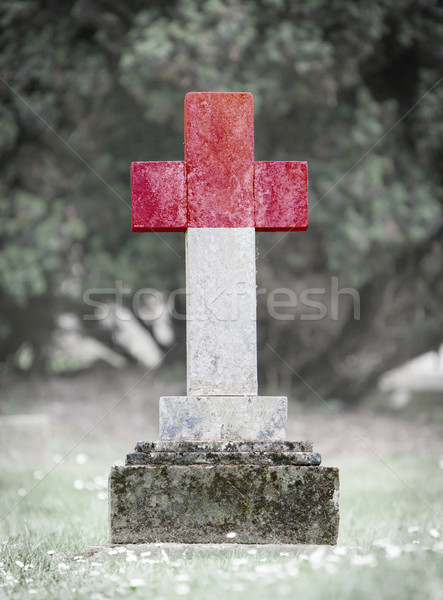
[186,227,257,396]
[131,92,308,439]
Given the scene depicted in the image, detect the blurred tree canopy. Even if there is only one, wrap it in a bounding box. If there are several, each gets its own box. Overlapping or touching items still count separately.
[0,0,442,401]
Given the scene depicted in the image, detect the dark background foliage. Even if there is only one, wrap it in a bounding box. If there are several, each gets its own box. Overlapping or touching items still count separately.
[1,0,442,401]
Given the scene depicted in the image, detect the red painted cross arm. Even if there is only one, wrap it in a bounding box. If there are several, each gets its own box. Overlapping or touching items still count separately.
[131,161,187,232]
[254,161,308,231]
[131,93,308,232]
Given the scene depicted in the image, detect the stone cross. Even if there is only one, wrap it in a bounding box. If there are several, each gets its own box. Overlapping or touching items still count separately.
[131,92,308,441]
[109,92,339,546]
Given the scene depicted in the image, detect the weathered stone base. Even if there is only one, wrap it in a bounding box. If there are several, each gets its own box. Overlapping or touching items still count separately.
[160,396,287,440]
[109,462,339,545]
[126,440,320,466]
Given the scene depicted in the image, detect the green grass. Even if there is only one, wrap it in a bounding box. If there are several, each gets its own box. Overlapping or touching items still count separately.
[0,454,442,599]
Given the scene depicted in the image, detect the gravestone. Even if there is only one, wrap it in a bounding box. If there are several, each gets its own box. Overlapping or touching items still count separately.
[109,93,339,544]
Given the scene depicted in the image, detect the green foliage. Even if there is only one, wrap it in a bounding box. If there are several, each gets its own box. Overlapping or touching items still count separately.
[0,192,85,303]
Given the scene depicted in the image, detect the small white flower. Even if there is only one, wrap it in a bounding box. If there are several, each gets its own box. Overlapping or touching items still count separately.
[429,529,440,539]
[226,532,236,539]
[15,561,24,568]
[407,525,419,533]
[309,547,326,568]
[327,554,340,563]
[73,480,84,491]
[129,578,145,588]
[33,471,44,481]
[175,583,191,595]
[439,458,443,470]
[108,549,118,555]
[140,551,151,557]
[175,573,190,582]
[28,589,37,595]
[161,549,170,562]
[325,562,338,575]
[385,545,402,560]
[117,547,127,553]
[75,453,88,465]
[97,492,107,501]
[17,489,26,497]
[52,454,63,464]
[47,550,55,555]
[57,562,69,571]
[231,557,248,566]
[7,573,19,586]
[125,554,137,562]
[351,554,377,567]
[94,476,107,488]
[255,564,271,574]
[247,549,257,555]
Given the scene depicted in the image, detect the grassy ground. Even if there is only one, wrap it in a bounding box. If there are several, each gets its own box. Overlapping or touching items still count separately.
[1,368,442,599]
[0,453,442,598]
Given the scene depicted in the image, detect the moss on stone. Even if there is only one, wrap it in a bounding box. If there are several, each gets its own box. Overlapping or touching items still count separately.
[109,464,339,545]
